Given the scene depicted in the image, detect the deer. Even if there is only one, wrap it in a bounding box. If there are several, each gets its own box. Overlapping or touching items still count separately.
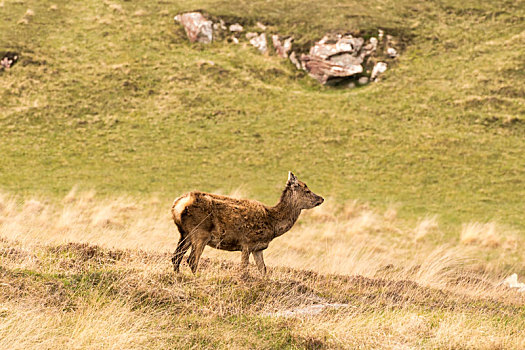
[170,172,324,275]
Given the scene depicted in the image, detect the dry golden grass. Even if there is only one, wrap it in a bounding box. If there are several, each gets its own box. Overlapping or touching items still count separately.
[1,190,524,348]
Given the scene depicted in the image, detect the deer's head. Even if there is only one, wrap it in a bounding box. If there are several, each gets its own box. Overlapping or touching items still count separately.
[285,171,324,209]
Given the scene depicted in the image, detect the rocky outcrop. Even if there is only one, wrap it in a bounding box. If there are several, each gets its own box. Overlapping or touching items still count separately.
[174,11,400,86]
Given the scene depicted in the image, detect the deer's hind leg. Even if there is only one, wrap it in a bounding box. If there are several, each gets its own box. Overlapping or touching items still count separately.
[240,248,250,269]
[252,250,267,276]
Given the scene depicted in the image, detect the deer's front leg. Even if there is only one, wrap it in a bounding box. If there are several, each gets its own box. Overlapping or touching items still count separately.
[252,250,266,276]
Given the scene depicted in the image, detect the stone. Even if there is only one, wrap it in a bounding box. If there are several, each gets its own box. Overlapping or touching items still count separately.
[387,47,398,58]
[288,51,302,70]
[272,35,293,58]
[0,52,19,70]
[358,76,369,85]
[501,274,525,292]
[300,34,369,84]
[371,62,387,81]
[329,53,363,67]
[249,33,267,54]
[174,12,213,44]
[229,23,243,32]
[378,29,384,42]
[301,54,363,84]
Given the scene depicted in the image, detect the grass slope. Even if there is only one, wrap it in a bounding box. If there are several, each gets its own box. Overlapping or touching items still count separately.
[2,239,525,349]
[1,1,524,231]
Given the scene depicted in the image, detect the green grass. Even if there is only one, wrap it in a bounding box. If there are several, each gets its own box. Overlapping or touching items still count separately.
[1,0,524,233]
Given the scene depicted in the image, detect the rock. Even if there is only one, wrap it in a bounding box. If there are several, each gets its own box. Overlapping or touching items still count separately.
[371,62,387,81]
[501,274,525,292]
[358,76,369,85]
[272,35,293,58]
[0,52,19,70]
[229,23,243,32]
[378,29,384,42]
[289,51,302,70]
[174,12,213,44]
[256,22,267,31]
[300,54,363,84]
[387,47,398,58]
[230,36,239,44]
[300,34,367,84]
[245,32,258,40]
[360,38,378,60]
[329,53,363,67]
[249,33,267,54]
[213,20,227,32]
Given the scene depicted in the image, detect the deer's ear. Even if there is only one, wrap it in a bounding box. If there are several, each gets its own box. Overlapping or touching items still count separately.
[287,171,298,186]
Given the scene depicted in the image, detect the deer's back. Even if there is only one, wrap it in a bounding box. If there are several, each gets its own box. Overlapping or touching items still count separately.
[173,191,275,251]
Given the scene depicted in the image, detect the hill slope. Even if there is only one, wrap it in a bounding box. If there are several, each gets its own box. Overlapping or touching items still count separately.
[2,238,524,349]
[1,0,524,233]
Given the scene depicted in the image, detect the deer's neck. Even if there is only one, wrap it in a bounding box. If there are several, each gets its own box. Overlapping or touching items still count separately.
[269,189,302,237]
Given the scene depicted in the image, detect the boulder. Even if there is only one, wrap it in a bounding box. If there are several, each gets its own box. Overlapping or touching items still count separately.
[174,12,213,44]
[300,34,367,84]
[300,54,363,84]
[249,33,268,54]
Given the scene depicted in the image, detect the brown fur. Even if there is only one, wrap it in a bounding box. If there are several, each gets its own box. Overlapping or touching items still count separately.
[171,172,324,275]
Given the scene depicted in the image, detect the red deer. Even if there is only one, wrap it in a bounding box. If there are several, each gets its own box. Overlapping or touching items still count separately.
[171,172,324,275]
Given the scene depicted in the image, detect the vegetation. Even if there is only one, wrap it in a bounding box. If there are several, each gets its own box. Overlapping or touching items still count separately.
[1,0,524,348]
[1,191,524,348]
[3,242,525,349]
[1,0,524,231]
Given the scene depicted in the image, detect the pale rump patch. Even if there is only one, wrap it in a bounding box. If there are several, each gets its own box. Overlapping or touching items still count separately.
[172,193,194,223]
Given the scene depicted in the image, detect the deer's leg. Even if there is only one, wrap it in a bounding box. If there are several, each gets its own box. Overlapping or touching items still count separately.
[252,250,267,276]
[240,248,250,269]
[187,233,210,274]
[172,235,190,273]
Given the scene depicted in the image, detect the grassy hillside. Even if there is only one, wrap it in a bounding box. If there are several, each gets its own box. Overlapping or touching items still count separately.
[1,190,524,348]
[1,2,525,346]
[2,227,525,348]
[1,0,524,233]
